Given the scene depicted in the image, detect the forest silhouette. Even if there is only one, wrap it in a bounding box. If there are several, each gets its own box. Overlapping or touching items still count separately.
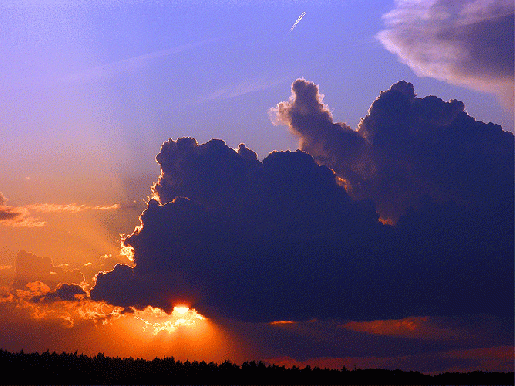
[1,349,513,384]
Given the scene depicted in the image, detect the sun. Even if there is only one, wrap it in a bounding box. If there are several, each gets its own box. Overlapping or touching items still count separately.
[132,305,205,335]
[173,305,189,315]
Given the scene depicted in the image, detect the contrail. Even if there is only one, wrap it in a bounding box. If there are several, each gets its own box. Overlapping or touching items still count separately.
[290,12,306,32]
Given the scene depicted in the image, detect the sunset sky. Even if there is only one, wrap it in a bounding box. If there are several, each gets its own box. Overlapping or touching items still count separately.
[0,0,513,374]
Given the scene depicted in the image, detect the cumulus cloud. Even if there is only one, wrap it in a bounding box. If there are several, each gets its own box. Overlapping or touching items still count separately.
[14,250,84,290]
[92,139,383,320]
[271,79,514,222]
[377,0,514,110]
[91,129,513,323]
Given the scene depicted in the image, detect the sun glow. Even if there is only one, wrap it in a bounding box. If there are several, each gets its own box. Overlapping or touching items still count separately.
[174,305,189,315]
[133,305,205,335]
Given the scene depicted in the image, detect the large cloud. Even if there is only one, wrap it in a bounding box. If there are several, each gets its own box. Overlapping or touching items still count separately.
[92,140,384,320]
[91,105,513,323]
[272,79,513,222]
[377,0,514,110]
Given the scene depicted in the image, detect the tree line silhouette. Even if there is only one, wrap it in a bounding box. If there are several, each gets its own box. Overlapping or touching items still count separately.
[1,349,513,384]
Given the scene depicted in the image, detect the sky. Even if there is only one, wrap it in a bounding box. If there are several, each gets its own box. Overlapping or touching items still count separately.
[0,0,513,374]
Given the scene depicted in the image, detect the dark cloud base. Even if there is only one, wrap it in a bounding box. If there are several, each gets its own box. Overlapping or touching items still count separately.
[91,80,513,324]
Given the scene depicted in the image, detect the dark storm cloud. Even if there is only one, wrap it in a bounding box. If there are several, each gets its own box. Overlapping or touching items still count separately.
[14,250,84,290]
[91,112,513,323]
[377,0,514,109]
[92,140,384,320]
[272,79,514,221]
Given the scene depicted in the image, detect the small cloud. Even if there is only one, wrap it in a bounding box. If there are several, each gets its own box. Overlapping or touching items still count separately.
[341,316,458,340]
[0,195,121,228]
[0,203,45,228]
[269,320,296,326]
[26,203,120,213]
[35,283,87,302]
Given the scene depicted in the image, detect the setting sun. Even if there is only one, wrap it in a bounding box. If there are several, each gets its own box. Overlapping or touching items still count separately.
[173,306,190,315]
[132,306,204,335]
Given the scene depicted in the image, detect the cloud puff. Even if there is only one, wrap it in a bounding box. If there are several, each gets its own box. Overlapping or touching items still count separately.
[271,79,514,222]
[377,0,514,110]
[91,128,513,322]
[14,250,84,290]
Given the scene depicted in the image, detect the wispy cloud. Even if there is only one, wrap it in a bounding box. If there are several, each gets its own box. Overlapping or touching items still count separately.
[202,75,291,102]
[62,38,219,83]
[0,192,121,228]
[26,203,120,213]
[0,200,45,228]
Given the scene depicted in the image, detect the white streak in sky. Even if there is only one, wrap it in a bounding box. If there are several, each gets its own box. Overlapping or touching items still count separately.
[203,75,292,101]
[290,12,306,32]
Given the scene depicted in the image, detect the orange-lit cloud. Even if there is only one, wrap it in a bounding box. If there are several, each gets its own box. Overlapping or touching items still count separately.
[26,203,120,213]
[0,204,45,228]
[341,316,459,340]
[0,192,121,228]
[0,289,251,364]
[439,346,514,374]
[269,320,296,325]
[0,282,511,374]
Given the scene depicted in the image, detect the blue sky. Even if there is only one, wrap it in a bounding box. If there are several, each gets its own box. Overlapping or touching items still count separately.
[1,0,512,206]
